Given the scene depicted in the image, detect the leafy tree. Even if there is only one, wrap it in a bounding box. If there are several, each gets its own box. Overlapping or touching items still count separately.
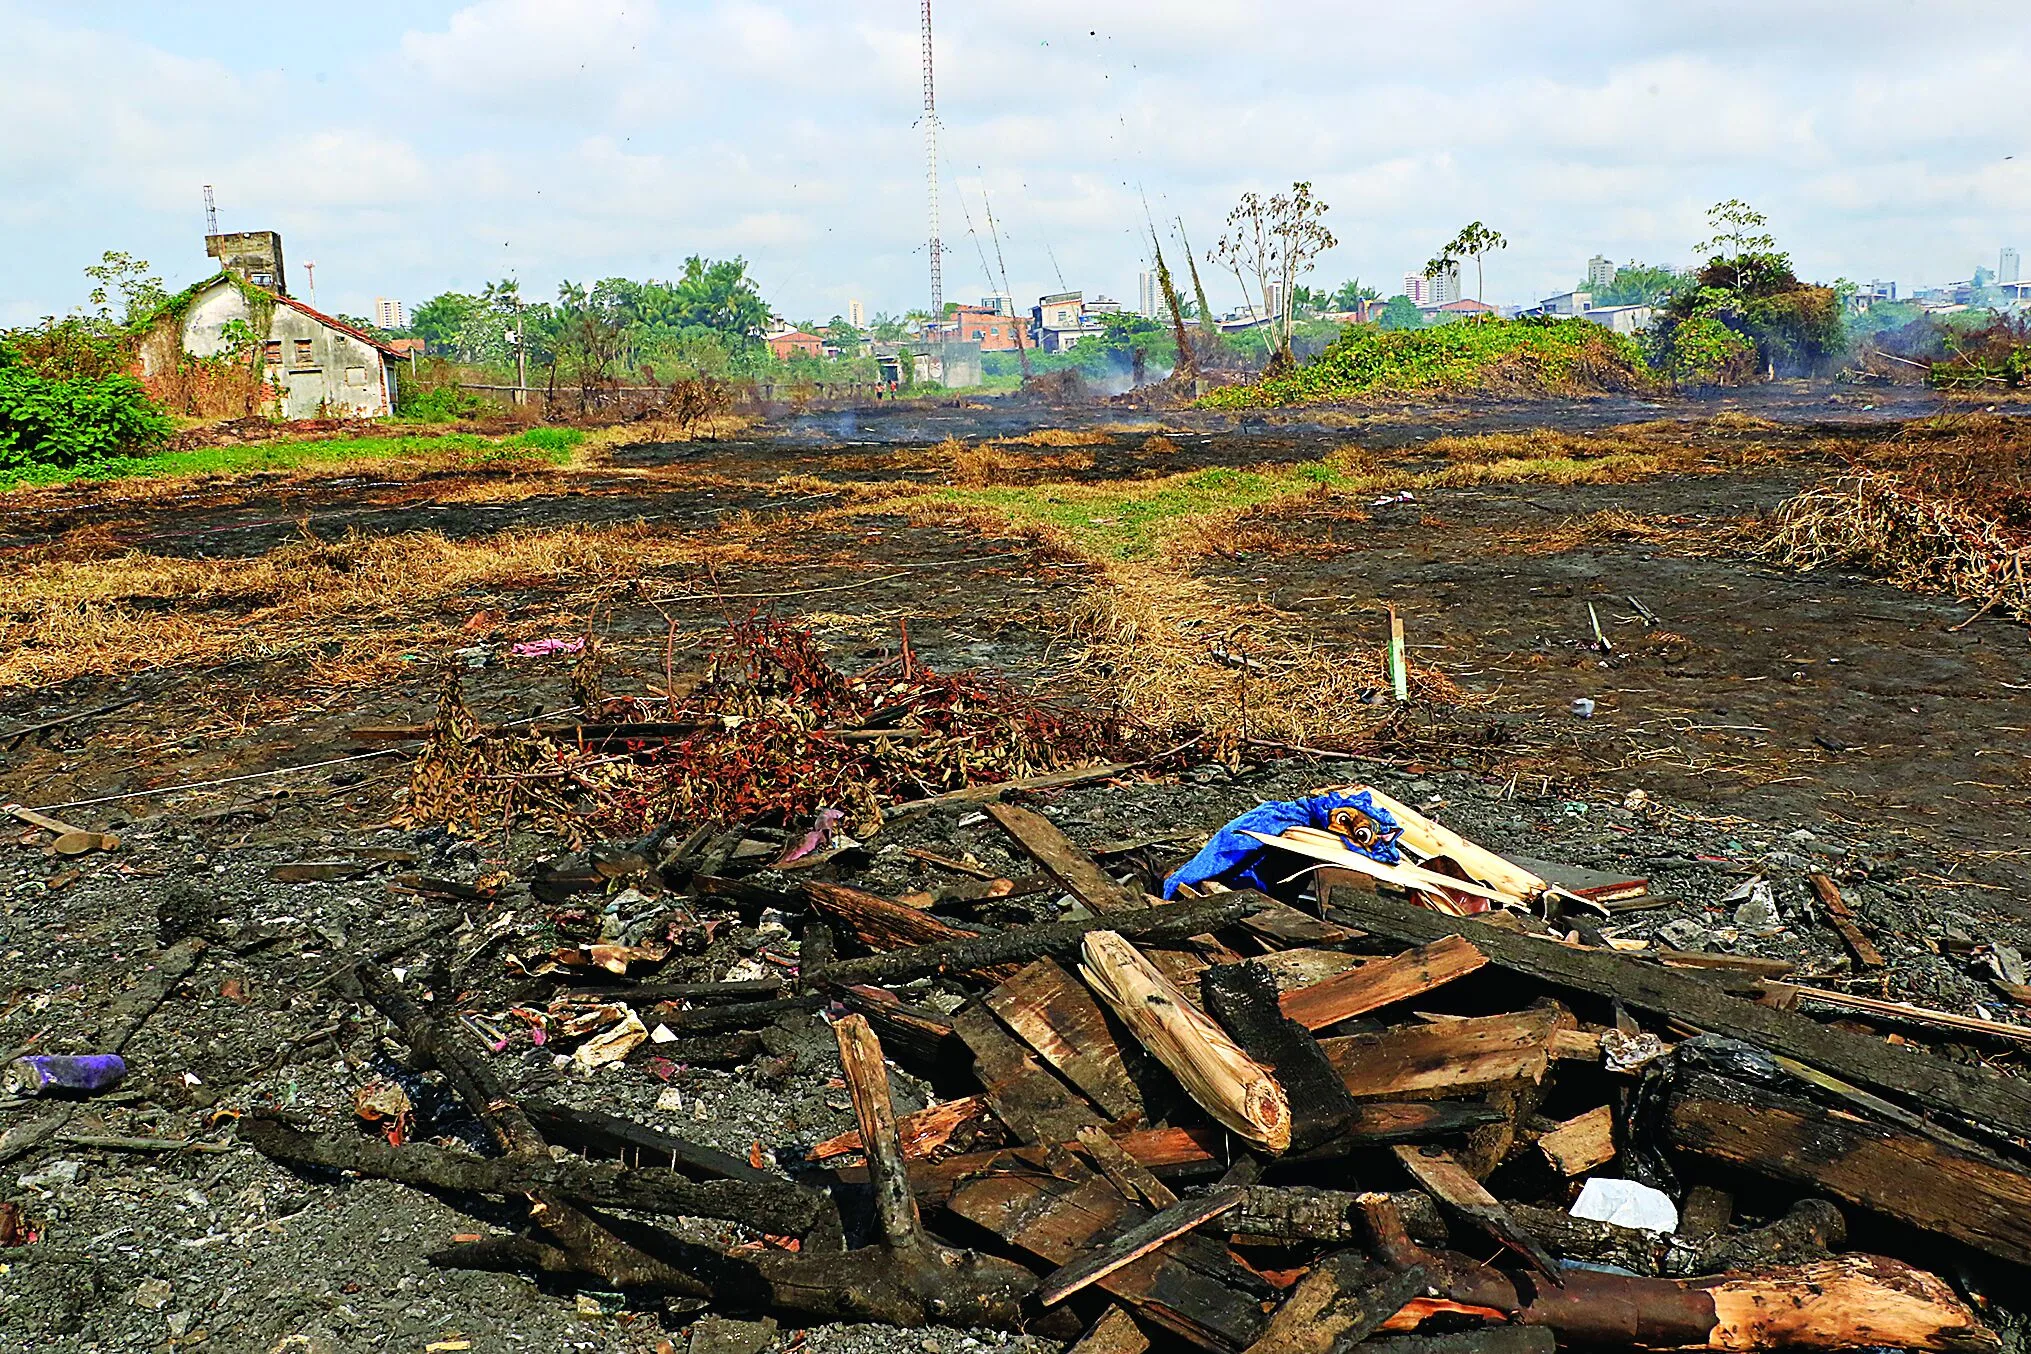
[1376,296,1426,331]
[1215,181,1337,371]
[1579,263,1686,307]
[825,316,864,352]
[870,312,907,342]
[1649,201,1844,381]
[551,280,632,410]
[83,251,167,328]
[1330,279,1381,310]
[1432,222,1507,304]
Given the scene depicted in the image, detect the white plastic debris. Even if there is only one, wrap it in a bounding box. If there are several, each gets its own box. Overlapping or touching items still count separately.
[1570,1178,1679,1233]
[1600,1028,1668,1073]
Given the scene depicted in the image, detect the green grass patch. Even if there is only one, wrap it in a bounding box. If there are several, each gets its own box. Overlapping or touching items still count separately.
[1203,318,1653,409]
[897,458,1367,560]
[0,426,587,491]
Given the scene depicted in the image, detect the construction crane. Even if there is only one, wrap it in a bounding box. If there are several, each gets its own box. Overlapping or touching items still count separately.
[920,0,942,314]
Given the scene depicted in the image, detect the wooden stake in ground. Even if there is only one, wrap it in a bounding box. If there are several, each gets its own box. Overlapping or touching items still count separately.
[1387,607,1409,702]
[832,1013,924,1248]
[1080,931,1291,1151]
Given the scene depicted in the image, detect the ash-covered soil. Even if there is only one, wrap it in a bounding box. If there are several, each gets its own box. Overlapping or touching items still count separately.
[5,388,2031,1351]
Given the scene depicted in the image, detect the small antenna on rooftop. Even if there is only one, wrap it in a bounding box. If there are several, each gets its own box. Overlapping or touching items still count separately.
[203,185,219,237]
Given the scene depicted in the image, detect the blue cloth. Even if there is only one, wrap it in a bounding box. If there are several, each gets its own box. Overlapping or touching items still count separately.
[1162,790,1403,899]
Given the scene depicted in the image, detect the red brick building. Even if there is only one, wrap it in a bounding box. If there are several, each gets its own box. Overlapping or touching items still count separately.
[767,330,825,361]
[951,306,1023,352]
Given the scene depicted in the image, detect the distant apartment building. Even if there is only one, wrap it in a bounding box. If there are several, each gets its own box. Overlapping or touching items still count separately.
[1538,290,1593,316]
[1264,280,1287,323]
[1137,270,1160,318]
[1587,255,1615,291]
[373,297,406,330]
[1405,265,1461,307]
[847,298,865,328]
[1036,290,1083,330]
[2002,249,2021,286]
[980,293,1015,317]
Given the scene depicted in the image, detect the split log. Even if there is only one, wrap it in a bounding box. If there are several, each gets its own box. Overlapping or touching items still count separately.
[1246,1251,1428,1354]
[1081,931,1291,1151]
[1202,960,1362,1152]
[1502,1198,1844,1278]
[802,882,1018,980]
[1392,1145,1559,1284]
[1321,884,2031,1141]
[1662,1072,2031,1267]
[1279,936,1487,1031]
[240,1114,835,1240]
[838,986,964,1071]
[648,993,826,1035]
[987,958,1154,1120]
[833,1013,923,1247]
[805,894,1265,990]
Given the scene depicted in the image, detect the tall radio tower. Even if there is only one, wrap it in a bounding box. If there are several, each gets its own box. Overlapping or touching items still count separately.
[203,184,219,237]
[920,0,942,315]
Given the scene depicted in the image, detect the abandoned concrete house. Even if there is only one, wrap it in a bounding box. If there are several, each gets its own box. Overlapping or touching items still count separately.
[135,230,403,418]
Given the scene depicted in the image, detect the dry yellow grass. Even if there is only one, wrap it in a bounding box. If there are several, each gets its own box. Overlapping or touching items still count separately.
[1067,561,1467,749]
[0,516,781,691]
[986,427,1112,447]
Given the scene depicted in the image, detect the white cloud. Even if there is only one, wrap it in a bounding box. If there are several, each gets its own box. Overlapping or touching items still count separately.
[5,0,2031,324]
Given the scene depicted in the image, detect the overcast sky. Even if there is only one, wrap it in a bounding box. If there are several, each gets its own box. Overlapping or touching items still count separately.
[5,0,2030,327]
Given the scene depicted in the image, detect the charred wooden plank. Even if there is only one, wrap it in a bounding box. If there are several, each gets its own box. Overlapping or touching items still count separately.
[1078,1126,1179,1208]
[952,1002,1106,1145]
[1279,936,1487,1031]
[1320,1010,1563,1102]
[1322,884,2031,1140]
[1663,1073,2031,1268]
[1245,1251,1428,1354]
[988,958,1152,1120]
[1038,1187,1245,1305]
[805,895,1265,990]
[946,1158,1271,1350]
[1202,960,1361,1153]
[987,802,1146,913]
[1392,1145,1560,1284]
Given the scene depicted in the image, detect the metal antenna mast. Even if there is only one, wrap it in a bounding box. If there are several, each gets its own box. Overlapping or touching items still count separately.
[921,0,942,314]
[203,185,219,237]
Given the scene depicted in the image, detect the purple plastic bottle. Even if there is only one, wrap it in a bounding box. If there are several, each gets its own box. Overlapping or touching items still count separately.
[4,1054,127,1097]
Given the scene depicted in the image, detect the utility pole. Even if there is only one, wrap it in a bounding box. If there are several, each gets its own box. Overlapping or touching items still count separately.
[514,294,527,407]
[982,188,1030,379]
[921,0,942,315]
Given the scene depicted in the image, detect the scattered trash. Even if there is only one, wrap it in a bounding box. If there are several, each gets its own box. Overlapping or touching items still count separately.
[1571,1178,1680,1233]
[510,636,587,658]
[3,1053,127,1097]
[1570,697,1596,718]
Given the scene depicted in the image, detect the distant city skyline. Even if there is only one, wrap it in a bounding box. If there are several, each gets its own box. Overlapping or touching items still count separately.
[7,2,2031,327]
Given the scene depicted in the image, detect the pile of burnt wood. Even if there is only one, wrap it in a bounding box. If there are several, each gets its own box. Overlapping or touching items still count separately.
[244,797,2031,1354]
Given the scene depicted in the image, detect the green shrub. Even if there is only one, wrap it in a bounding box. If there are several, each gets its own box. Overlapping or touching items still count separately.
[516,427,581,454]
[398,382,488,422]
[1202,318,1651,408]
[0,366,172,470]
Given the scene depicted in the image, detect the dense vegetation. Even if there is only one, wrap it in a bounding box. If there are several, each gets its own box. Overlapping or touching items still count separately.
[1644,201,1846,384]
[1200,317,1652,407]
[0,361,172,472]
